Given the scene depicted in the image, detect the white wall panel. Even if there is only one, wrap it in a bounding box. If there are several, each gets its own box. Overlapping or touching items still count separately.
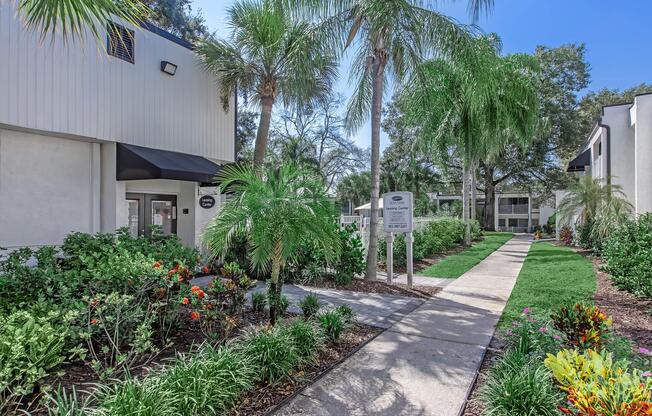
[0,129,98,247]
[0,2,234,162]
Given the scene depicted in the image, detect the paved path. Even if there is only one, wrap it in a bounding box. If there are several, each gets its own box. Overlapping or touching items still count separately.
[276,235,532,416]
[250,282,425,329]
[375,271,454,288]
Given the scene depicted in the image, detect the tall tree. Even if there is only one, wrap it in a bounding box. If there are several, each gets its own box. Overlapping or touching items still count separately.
[197,0,337,166]
[287,0,489,279]
[403,36,539,244]
[142,0,208,42]
[16,0,147,41]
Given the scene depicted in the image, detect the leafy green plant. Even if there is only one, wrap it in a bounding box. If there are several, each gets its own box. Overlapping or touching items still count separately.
[559,225,574,246]
[82,292,158,379]
[319,310,344,342]
[333,225,365,285]
[46,386,90,416]
[544,349,652,415]
[299,293,321,319]
[237,326,300,384]
[203,164,339,325]
[480,349,563,416]
[0,309,77,413]
[251,292,267,314]
[551,303,612,350]
[334,304,355,324]
[284,319,323,363]
[602,213,652,297]
[277,295,290,315]
[503,308,563,358]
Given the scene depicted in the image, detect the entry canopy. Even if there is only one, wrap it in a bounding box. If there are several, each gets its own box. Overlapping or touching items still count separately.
[117,143,223,183]
[566,149,591,172]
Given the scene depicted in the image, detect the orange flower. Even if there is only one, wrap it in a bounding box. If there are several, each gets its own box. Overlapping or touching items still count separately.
[202,266,210,274]
[90,299,99,307]
[181,297,189,305]
[90,319,98,325]
[196,289,205,299]
[191,285,201,293]
[153,261,162,269]
[190,311,200,321]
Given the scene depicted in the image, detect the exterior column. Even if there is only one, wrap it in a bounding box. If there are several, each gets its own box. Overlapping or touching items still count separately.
[527,194,532,232]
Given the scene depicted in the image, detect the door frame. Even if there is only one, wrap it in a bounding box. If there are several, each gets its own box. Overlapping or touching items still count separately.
[126,192,177,236]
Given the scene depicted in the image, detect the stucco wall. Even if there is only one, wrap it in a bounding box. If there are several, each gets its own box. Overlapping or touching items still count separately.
[634,95,652,214]
[602,105,636,207]
[0,129,100,247]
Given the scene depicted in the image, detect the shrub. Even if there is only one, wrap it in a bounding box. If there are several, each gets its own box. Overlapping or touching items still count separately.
[284,319,323,363]
[278,295,290,315]
[559,225,574,246]
[504,308,563,358]
[334,225,365,285]
[480,349,563,416]
[0,309,77,412]
[550,303,612,350]
[251,292,267,313]
[238,326,300,384]
[544,349,652,415]
[602,213,652,297]
[299,293,321,319]
[319,310,345,342]
[334,304,355,324]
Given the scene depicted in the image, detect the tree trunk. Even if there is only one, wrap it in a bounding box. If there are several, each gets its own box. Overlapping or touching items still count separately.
[365,46,387,281]
[483,165,496,230]
[253,95,274,166]
[462,162,471,246]
[268,243,282,325]
[471,160,477,224]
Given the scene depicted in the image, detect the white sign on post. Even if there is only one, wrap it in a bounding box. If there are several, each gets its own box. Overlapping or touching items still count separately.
[383,192,414,287]
[383,192,413,233]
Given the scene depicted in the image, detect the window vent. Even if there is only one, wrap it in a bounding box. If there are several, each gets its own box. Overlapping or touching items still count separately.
[107,23,134,64]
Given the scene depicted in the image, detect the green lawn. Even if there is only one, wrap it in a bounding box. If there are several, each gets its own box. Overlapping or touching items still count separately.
[499,241,596,326]
[421,232,514,279]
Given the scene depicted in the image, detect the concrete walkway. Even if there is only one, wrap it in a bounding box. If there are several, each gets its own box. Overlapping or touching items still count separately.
[276,235,532,416]
[250,282,425,329]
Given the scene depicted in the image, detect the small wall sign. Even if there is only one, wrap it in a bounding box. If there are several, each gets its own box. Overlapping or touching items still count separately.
[199,195,216,209]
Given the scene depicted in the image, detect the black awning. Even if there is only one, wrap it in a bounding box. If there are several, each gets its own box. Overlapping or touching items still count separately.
[567,149,591,172]
[117,143,222,183]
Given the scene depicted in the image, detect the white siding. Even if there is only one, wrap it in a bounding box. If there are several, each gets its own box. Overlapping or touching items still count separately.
[0,2,234,162]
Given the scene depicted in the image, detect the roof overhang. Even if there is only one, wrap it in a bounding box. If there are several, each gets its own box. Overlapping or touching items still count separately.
[566,148,591,172]
[117,143,223,183]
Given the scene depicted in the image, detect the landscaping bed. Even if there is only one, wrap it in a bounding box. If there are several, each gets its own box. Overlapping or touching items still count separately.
[463,241,652,416]
[302,277,441,299]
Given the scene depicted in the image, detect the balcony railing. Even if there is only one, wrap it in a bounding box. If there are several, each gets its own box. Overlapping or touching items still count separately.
[498,204,529,215]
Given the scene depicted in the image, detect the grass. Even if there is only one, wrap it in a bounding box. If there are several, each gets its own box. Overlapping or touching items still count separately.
[499,241,596,326]
[421,232,514,278]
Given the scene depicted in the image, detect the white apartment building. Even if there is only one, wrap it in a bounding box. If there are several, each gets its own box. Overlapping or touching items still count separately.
[0,3,235,249]
[432,192,554,233]
[564,93,652,215]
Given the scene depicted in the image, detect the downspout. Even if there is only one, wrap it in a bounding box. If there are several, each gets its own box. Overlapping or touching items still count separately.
[598,122,611,185]
[234,87,238,162]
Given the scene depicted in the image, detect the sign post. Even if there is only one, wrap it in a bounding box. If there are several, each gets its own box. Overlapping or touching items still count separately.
[382,191,414,287]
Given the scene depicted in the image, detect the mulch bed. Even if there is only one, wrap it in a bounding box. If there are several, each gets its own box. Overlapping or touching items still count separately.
[26,312,379,415]
[588,253,652,349]
[378,245,468,274]
[304,278,440,299]
[230,322,380,415]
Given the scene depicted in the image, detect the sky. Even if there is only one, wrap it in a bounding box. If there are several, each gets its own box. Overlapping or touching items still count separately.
[190,0,652,150]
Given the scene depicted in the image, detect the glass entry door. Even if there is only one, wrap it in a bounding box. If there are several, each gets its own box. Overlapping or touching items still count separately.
[126,193,177,237]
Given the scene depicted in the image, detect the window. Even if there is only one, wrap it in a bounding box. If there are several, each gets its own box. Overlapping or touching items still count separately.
[107,23,134,63]
[498,218,506,227]
[508,218,518,227]
[518,219,529,228]
[598,142,602,156]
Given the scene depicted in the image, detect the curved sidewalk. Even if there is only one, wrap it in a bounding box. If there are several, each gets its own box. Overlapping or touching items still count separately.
[275,234,532,416]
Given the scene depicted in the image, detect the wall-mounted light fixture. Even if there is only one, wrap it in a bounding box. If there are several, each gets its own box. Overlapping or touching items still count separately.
[160,61,177,76]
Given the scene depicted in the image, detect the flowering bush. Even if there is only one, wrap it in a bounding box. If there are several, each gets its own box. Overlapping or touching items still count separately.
[504,307,564,358]
[559,225,574,246]
[551,303,612,350]
[544,349,652,415]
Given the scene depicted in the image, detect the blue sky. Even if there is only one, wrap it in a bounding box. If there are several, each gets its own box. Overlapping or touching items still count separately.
[191,0,652,149]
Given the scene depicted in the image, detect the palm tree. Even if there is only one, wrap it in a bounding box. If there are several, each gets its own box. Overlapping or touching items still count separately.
[557,175,632,226]
[284,0,492,279]
[17,0,147,41]
[402,36,539,245]
[196,0,337,166]
[202,163,339,324]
